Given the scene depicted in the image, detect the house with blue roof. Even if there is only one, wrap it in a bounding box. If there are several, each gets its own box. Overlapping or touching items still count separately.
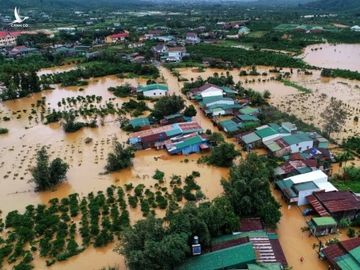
[165,133,209,155]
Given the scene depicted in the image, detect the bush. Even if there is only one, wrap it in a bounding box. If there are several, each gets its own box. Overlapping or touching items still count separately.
[105,142,134,172]
[0,128,9,134]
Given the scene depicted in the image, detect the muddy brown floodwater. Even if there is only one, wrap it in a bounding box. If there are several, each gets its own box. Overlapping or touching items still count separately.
[302,43,360,72]
[0,64,357,269]
[0,67,228,269]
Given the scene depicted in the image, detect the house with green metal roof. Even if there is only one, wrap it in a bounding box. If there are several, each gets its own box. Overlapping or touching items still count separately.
[176,242,256,270]
[165,134,209,155]
[237,114,260,122]
[240,132,262,151]
[321,238,360,270]
[219,119,240,134]
[282,133,313,153]
[307,217,337,236]
[239,106,259,115]
[137,84,169,98]
[129,117,150,129]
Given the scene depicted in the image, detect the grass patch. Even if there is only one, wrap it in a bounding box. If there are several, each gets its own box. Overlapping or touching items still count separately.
[281,79,312,93]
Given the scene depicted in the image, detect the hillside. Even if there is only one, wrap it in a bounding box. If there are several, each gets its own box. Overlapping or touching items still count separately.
[303,0,360,12]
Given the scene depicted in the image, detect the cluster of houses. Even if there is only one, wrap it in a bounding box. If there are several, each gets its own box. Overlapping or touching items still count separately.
[187,83,243,117]
[128,121,209,155]
[177,218,287,270]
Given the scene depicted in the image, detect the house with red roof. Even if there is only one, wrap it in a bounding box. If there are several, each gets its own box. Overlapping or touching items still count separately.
[105,31,129,43]
[307,191,360,221]
[320,238,360,269]
[0,31,22,47]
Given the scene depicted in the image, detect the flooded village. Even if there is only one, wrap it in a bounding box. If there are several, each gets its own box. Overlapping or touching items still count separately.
[1,2,360,270]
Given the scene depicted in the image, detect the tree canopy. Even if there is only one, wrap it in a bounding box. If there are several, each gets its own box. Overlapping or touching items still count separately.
[221,153,281,228]
[152,94,185,119]
[105,142,135,172]
[31,147,69,191]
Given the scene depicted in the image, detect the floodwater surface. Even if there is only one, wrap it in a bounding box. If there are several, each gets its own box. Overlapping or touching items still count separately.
[302,43,360,72]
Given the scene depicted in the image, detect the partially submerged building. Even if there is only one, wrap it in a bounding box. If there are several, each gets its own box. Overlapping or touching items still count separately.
[137,84,169,98]
[307,191,360,221]
[128,121,203,150]
[276,170,337,206]
[307,216,337,237]
[164,133,209,155]
[320,238,360,269]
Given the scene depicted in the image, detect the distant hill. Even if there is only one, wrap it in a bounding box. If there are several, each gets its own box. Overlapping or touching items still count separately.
[303,0,360,12]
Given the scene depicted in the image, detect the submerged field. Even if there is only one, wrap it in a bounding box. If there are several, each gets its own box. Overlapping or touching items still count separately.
[1,58,360,269]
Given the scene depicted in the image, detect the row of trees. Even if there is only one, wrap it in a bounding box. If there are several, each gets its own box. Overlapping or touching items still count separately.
[187,44,308,68]
[120,153,282,269]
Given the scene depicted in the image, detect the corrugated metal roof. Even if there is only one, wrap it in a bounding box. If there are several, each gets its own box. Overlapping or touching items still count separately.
[242,132,261,144]
[282,133,312,145]
[311,217,337,227]
[256,127,277,139]
[129,117,150,127]
[239,106,259,115]
[138,84,168,92]
[312,191,360,214]
[176,242,256,270]
[237,114,259,122]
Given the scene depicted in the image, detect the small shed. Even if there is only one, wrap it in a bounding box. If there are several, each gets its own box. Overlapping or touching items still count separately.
[308,217,337,236]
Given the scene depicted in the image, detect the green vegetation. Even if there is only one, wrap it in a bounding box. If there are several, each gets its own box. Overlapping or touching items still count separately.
[40,58,159,87]
[282,79,312,93]
[0,186,129,269]
[151,94,185,120]
[343,137,360,155]
[321,68,360,80]
[108,84,133,98]
[332,166,360,192]
[188,44,307,68]
[183,105,197,117]
[120,197,239,270]
[200,143,239,167]
[31,146,69,191]
[105,142,135,172]
[222,153,281,228]
[0,128,9,134]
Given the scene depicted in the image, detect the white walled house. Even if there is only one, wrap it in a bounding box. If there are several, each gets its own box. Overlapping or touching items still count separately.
[186,32,201,44]
[167,47,186,62]
[137,84,169,98]
[282,133,313,153]
[276,170,337,206]
[200,85,224,98]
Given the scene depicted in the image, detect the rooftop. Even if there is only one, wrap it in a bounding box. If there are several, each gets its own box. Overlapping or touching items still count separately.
[138,84,168,92]
[242,132,261,144]
[311,216,337,227]
[310,191,360,214]
[176,242,256,270]
[282,133,312,145]
[129,117,150,128]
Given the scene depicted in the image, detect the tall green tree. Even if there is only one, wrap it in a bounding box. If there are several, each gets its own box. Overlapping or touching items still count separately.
[105,142,134,172]
[206,143,239,167]
[152,95,185,119]
[221,153,281,228]
[31,147,69,191]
